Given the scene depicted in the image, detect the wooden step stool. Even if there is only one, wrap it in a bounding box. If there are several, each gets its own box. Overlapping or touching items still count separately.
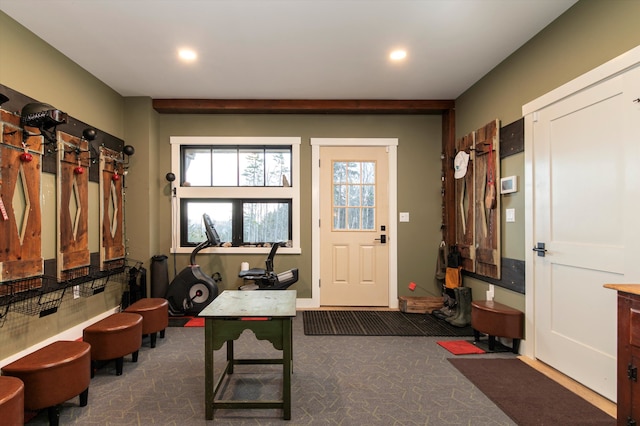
[471,300,524,354]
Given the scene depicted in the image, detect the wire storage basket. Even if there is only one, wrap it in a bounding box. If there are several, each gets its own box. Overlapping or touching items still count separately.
[75,266,126,298]
[9,275,66,317]
[0,297,9,327]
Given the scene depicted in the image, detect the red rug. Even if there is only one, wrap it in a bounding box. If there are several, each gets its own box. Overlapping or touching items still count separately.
[437,340,486,355]
[184,317,204,327]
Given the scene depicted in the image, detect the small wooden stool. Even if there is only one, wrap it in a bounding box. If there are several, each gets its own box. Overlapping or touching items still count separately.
[83,312,143,376]
[1,340,91,426]
[125,298,169,348]
[0,376,24,425]
[471,300,524,354]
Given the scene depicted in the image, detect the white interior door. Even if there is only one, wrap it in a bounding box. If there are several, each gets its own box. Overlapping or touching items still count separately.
[528,63,640,402]
[319,146,389,306]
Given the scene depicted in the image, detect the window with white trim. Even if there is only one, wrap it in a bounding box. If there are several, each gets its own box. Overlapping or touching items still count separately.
[170,137,301,254]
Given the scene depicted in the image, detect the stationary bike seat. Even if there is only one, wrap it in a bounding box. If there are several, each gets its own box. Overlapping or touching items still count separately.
[239,268,267,279]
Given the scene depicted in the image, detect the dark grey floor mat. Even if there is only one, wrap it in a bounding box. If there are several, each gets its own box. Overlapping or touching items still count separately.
[303,310,474,336]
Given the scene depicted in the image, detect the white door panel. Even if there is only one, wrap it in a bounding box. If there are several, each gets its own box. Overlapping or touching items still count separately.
[533,73,626,401]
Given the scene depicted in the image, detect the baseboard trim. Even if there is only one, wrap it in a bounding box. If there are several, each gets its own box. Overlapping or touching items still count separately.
[0,307,120,368]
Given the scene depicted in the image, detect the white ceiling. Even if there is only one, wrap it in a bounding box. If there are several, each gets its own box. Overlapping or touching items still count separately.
[0,0,578,100]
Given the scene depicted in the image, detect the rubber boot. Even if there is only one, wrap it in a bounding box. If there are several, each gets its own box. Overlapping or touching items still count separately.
[432,292,455,320]
[442,287,460,322]
[449,287,472,327]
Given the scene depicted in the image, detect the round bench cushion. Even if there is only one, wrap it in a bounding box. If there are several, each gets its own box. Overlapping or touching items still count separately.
[471,300,523,339]
[125,298,169,334]
[0,376,24,424]
[1,341,91,411]
[83,312,143,361]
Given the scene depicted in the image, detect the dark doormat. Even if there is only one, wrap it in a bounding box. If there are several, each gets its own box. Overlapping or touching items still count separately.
[168,317,192,327]
[449,358,615,426]
[303,310,474,336]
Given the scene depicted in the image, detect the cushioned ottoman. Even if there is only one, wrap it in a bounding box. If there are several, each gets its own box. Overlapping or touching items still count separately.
[0,376,24,425]
[471,300,524,353]
[125,298,169,348]
[83,312,143,376]
[1,340,91,426]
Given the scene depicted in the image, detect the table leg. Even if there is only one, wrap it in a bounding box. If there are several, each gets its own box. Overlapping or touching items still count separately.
[205,318,214,420]
[283,318,292,420]
[227,340,234,374]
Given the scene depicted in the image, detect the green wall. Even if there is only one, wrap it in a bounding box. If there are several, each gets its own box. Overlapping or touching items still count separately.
[0,11,126,361]
[148,114,444,299]
[0,12,124,138]
[3,0,640,360]
[455,0,640,309]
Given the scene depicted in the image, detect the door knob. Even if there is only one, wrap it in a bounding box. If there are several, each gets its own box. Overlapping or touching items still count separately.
[375,235,386,244]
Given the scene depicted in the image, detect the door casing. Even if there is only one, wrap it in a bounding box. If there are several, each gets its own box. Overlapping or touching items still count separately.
[298,138,398,309]
[523,45,640,381]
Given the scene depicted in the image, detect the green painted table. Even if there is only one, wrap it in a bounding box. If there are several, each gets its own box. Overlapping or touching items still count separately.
[199,290,297,420]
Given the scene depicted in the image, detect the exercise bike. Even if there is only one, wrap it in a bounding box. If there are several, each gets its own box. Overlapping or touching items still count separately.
[165,213,221,316]
[238,242,298,290]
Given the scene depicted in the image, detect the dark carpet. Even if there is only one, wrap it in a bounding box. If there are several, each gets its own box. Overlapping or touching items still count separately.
[168,317,192,327]
[449,358,615,426]
[23,315,520,425]
[303,310,474,336]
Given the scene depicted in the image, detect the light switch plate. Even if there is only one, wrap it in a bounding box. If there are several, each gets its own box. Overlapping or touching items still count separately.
[399,212,410,222]
[506,208,515,223]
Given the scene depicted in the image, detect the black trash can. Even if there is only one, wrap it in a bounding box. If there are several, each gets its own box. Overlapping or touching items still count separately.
[151,254,169,298]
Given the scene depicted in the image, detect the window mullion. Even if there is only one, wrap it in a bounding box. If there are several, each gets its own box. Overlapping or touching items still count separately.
[233,199,243,246]
[209,148,214,186]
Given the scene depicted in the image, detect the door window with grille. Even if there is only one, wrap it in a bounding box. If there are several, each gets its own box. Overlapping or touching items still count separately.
[332,161,375,231]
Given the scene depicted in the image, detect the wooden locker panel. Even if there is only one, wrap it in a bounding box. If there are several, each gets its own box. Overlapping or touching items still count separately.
[0,110,43,284]
[100,147,125,270]
[455,132,475,272]
[57,132,90,281]
[473,119,501,279]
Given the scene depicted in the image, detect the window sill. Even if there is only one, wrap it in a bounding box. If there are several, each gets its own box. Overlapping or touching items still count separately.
[170,246,301,255]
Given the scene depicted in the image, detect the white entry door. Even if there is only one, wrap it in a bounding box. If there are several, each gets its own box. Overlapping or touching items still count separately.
[319,146,389,306]
[527,62,640,401]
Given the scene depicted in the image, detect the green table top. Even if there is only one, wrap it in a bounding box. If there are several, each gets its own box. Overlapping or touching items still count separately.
[199,290,297,318]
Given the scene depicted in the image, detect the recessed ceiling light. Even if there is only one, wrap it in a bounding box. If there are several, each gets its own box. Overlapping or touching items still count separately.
[390,49,407,61]
[178,48,198,62]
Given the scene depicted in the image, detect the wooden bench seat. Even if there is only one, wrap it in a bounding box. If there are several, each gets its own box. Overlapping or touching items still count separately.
[1,340,91,426]
[471,300,524,354]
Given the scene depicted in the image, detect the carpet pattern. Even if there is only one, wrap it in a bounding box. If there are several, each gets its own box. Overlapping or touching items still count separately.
[21,316,611,425]
[449,358,615,426]
[303,310,474,336]
[23,315,520,425]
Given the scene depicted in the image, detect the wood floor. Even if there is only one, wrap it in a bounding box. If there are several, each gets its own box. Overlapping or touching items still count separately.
[518,356,616,418]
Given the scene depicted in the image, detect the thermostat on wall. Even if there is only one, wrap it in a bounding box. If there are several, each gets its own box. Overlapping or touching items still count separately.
[500,176,518,194]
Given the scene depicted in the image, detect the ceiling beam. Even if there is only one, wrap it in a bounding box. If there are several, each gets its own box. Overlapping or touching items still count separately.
[152,99,454,114]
